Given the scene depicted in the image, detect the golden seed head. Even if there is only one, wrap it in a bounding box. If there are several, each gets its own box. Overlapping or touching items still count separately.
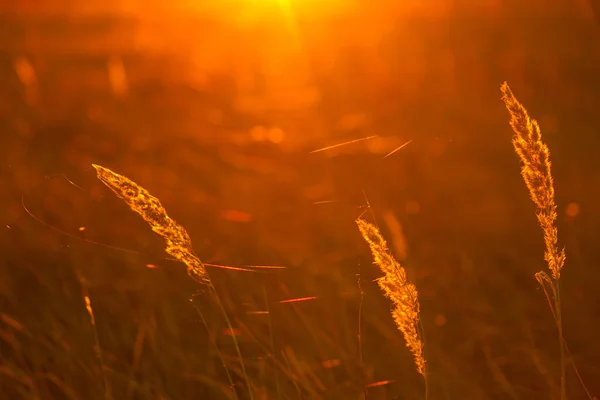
[500,83,565,280]
[92,164,211,286]
[357,218,425,377]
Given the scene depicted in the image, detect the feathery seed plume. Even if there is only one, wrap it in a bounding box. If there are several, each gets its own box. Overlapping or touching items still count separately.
[356,218,425,376]
[500,82,565,280]
[92,164,210,285]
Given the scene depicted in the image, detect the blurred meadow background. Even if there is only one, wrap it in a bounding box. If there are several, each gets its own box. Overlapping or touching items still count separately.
[2,0,600,398]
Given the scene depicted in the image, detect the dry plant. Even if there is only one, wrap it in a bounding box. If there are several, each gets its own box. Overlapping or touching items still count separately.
[92,164,210,286]
[500,82,566,399]
[356,218,426,378]
[74,269,110,400]
[500,83,565,280]
[92,164,253,400]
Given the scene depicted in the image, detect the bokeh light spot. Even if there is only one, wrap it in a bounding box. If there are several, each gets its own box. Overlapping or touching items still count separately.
[566,202,580,217]
[406,201,420,215]
[434,314,447,326]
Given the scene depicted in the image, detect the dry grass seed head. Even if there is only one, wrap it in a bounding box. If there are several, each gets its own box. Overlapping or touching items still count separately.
[500,82,565,280]
[356,218,425,377]
[92,164,210,286]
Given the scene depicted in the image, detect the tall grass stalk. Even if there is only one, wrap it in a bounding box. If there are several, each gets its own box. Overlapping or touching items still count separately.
[356,218,427,392]
[500,82,566,399]
[92,164,253,400]
[74,269,111,400]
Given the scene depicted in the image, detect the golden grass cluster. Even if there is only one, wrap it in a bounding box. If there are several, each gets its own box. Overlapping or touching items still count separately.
[92,164,211,286]
[500,82,565,280]
[90,83,571,395]
[356,218,425,377]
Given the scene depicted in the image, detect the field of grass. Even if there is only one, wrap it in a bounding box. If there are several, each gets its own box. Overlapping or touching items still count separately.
[3,2,600,399]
